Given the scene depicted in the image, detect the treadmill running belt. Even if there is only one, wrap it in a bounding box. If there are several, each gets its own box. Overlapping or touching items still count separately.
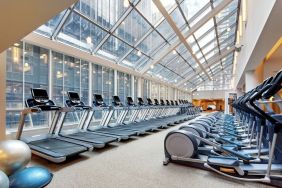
[29,138,87,156]
[66,132,117,143]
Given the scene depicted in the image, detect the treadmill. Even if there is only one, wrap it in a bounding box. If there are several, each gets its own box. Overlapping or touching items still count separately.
[85,94,139,140]
[54,91,119,148]
[16,88,90,163]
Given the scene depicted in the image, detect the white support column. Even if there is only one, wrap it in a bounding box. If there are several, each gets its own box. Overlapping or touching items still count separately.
[114,70,118,95]
[245,70,259,92]
[88,63,92,106]
[0,51,6,140]
[137,78,142,98]
[148,80,152,98]
[131,75,135,99]
[158,84,161,100]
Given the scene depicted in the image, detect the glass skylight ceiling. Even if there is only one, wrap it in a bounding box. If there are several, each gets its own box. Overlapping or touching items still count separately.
[36,0,240,91]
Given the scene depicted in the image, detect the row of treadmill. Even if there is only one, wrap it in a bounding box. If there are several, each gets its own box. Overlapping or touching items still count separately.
[16,88,200,163]
[164,69,282,187]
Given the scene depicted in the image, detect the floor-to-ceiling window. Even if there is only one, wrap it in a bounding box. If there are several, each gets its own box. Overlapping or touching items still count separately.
[102,67,114,105]
[6,43,50,129]
[151,82,159,100]
[6,43,24,129]
[142,79,150,100]
[117,71,131,104]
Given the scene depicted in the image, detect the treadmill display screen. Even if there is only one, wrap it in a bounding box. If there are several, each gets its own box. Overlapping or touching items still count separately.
[166,100,170,105]
[147,98,153,105]
[68,91,80,101]
[138,98,144,105]
[154,99,159,105]
[113,95,121,105]
[160,99,165,105]
[94,94,103,102]
[127,97,134,105]
[31,88,49,100]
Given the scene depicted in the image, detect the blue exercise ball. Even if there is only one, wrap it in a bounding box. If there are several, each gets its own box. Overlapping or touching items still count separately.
[9,167,53,188]
[0,170,9,188]
[0,140,31,175]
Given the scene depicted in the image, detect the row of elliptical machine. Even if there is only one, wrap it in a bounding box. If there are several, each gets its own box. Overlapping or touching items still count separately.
[163,70,282,187]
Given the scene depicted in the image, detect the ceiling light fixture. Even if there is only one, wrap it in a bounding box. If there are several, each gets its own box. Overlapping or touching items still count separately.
[123,0,129,7]
[137,50,142,56]
[86,36,92,44]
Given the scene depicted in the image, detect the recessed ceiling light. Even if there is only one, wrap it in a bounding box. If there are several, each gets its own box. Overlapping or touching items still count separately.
[123,0,129,7]
[137,50,142,56]
[173,50,176,55]
[86,37,92,44]
[150,65,154,69]
[227,27,231,32]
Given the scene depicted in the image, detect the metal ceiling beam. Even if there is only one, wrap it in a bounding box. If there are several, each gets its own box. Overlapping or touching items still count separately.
[140,0,233,74]
[152,0,211,80]
[177,46,235,86]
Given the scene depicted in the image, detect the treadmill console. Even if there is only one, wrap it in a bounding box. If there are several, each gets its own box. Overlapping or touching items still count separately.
[31,88,49,103]
[147,98,153,105]
[160,99,165,106]
[27,88,58,110]
[127,97,135,106]
[112,96,123,106]
[94,94,106,107]
[154,99,159,105]
[174,101,178,105]
[66,91,88,108]
[67,91,81,104]
[137,97,145,106]
[166,100,170,105]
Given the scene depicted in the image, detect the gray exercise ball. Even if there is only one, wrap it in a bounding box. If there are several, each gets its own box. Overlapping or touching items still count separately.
[0,140,31,175]
[0,170,9,188]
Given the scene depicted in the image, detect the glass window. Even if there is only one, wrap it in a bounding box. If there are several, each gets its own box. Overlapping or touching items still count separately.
[52,51,64,106]
[137,30,166,55]
[102,67,114,105]
[143,79,150,99]
[115,10,151,46]
[76,0,128,30]
[6,43,24,129]
[180,0,210,21]
[81,60,89,104]
[6,43,24,109]
[171,8,186,29]
[156,20,175,41]
[92,64,103,97]
[97,35,132,62]
[24,44,50,127]
[122,49,146,68]
[58,12,107,52]
[136,0,163,25]
[36,10,66,36]
[151,82,159,100]
[6,43,51,129]
[117,72,131,104]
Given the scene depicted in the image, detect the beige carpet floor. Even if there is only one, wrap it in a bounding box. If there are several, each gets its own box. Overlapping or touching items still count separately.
[31,121,274,188]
